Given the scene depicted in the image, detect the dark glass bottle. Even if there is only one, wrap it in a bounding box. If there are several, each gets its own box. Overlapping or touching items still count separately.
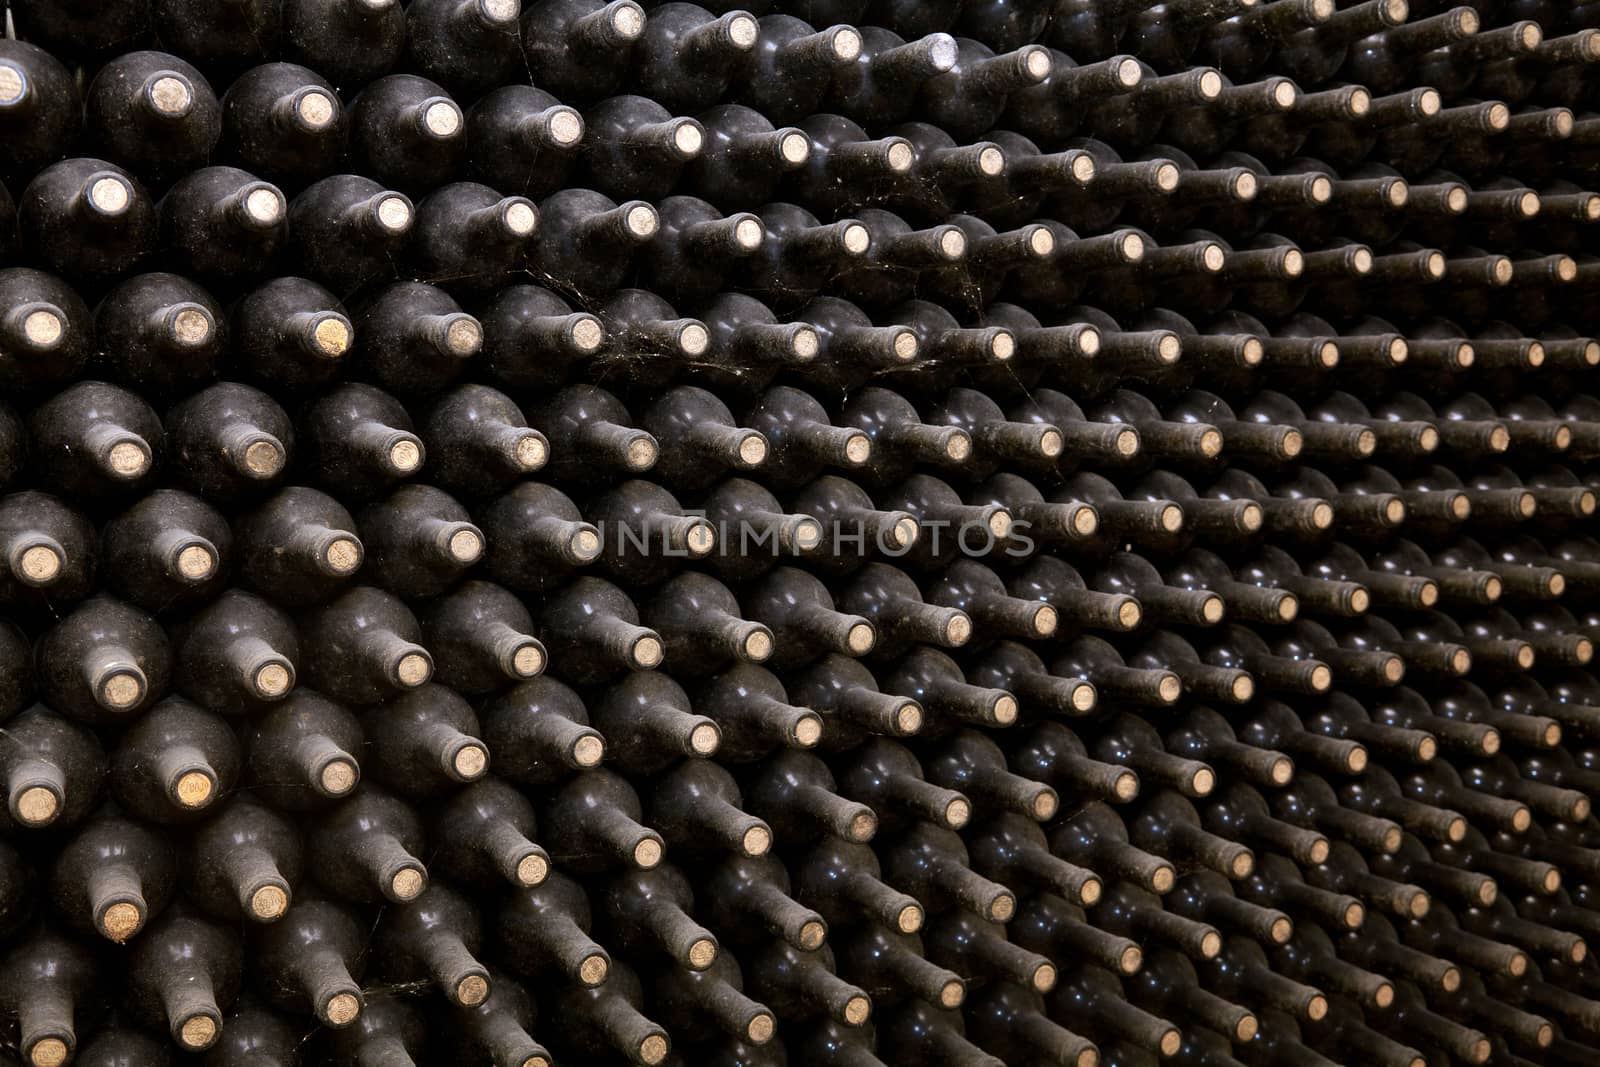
[788,653,923,746]
[466,84,586,200]
[580,94,706,202]
[219,63,345,190]
[538,768,666,873]
[827,27,959,128]
[429,777,549,890]
[347,74,466,194]
[536,576,664,683]
[110,696,240,823]
[0,704,104,832]
[496,871,611,987]
[545,962,673,1064]
[282,0,406,88]
[241,689,364,811]
[521,0,649,103]
[375,883,491,1008]
[101,489,230,611]
[297,585,432,705]
[357,485,484,599]
[694,664,824,762]
[0,268,94,392]
[640,198,765,304]
[598,863,719,971]
[0,930,95,1067]
[404,0,523,99]
[528,187,658,296]
[35,595,171,724]
[84,51,221,186]
[164,382,292,506]
[634,5,762,111]
[0,40,82,179]
[476,483,601,594]
[285,176,413,293]
[648,759,773,859]
[255,897,366,1027]
[450,966,553,1067]
[319,994,425,1067]
[480,676,604,784]
[407,182,538,294]
[187,798,301,924]
[362,683,488,797]
[745,940,872,1028]
[732,15,862,125]
[50,808,175,943]
[744,203,871,307]
[126,908,242,1052]
[591,672,722,773]
[29,380,164,501]
[742,566,875,667]
[306,786,428,904]
[157,165,286,285]
[793,837,924,934]
[235,486,363,608]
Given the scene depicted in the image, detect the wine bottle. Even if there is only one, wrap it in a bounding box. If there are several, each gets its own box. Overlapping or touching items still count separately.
[29,380,164,500]
[298,586,432,704]
[285,175,413,292]
[35,595,170,723]
[0,930,94,1067]
[539,768,665,873]
[126,908,242,1052]
[282,0,405,87]
[50,808,175,943]
[306,786,428,903]
[347,74,466,194]
[466,84,586,200]
[0,704,104,832]
[407,182,539,293]
[404,0,523,99]
[376,883,492,1007]
[255,897,367,1027]
[101,488,230,611]
[241,689,364,811]
[187,797,301,924]
[497,871,611,987]
[110,696,240,822]
[218,63,346,190]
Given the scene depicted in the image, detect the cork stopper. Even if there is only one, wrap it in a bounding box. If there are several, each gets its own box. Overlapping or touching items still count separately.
[743,825,772,856]
[0,64,24,106]
[689,722,720,755]
[1032,791,1058,821]
[321,759,357,795]
[1156,162,1181,191]
[391,867,425,900]
[1160,1031,1182,1058]
[102,902,142,942]
[1191,767,1216,796]
[244,187,284,225]
[548,107,583,145]
[1201,595,1225,624]
[396,652,431,686]
[376,196,411,232]
[16,544,62,585]
[826,220,870,258]
[848,811,876,841]
[86,175,130,214]
[632,634,664,669]
[640,1037,668,1065]
[1029,227,1055,256]
[1158,675,1184,710]
[425,100,462,136]
[580,955,609,986]
[175,771,214,808]
[945,797,971,828]
[453,744,488,779]
[517,852,549,885]
[296,90,336,128]
[1198,70,1223,98]
[326,993,361,1026]
[83,430,139,478]
[843,996,871,1026]
[895,701,923,734]
[176,543,216,581]
[101,670,145,710]
[748,1013,777,1045]
[1279,595,1300,622]
[1382,826,1403,852]
[178,1016,217,1050]
[388,438,422,472]
[1033,604,1059,636]
[626,204,658,237]
[1237,1015,1260,1042]
[688,938,717,969]
[634,838,663,868]
[793,715,822,748]
[845,622,875,654]
[448,528,484,563]
[1038,428,1064,457]
[457,976,490,1006]
[1234,172,1258,200]
[325,537,362,574]
[991,694,1018,726]
[1071,682,1096,713]
[573,735,605,767]
[988,510,1012,539]
[885,141,914,173]
[622,436,656,469]
[1151,867,1175,894]
[13,784,57,827]
[251,885,288,920]
[29,1038,67,1067]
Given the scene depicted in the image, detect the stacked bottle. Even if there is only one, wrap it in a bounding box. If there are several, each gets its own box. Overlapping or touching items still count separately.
[0,0,1599,1064]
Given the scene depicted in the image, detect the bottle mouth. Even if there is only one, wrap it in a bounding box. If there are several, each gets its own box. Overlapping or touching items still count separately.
[84,174,133,217]
[420,98,463,139]
[547,106,584,146]
[144,73,194,118]
[170,538,220,583]
[96,665,148,711]
[0,63,27,107]
[292,88,338,131]
[10,538,64,587]
[373,194,414,234]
